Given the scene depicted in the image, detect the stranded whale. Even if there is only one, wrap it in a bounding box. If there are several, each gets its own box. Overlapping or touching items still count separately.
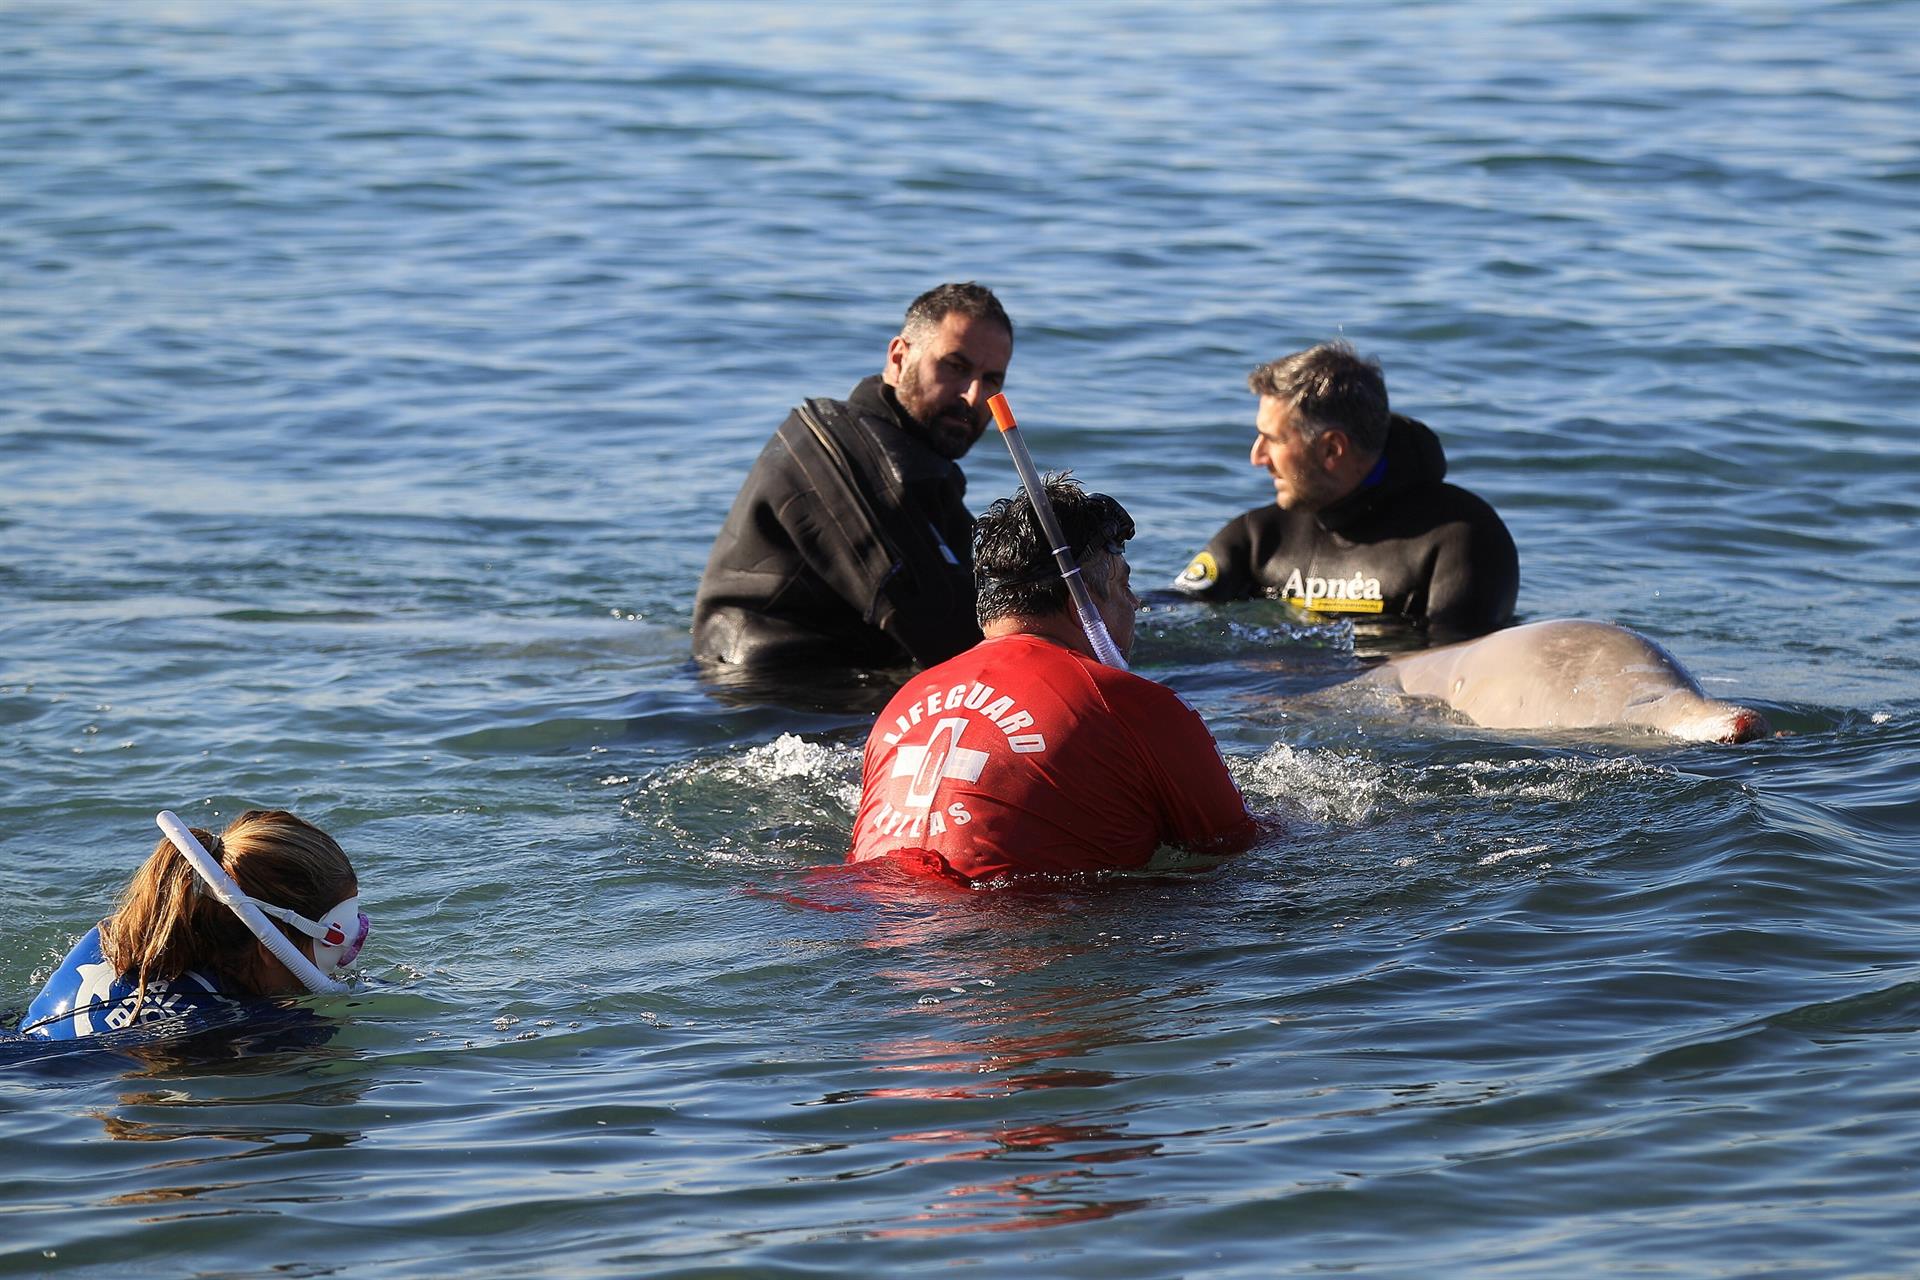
[1366,619,1770,743]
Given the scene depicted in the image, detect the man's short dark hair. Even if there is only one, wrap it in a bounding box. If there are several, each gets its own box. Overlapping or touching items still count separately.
[902,281,1013,345]
[1247,340,1390,454]
[974,474,1134,626]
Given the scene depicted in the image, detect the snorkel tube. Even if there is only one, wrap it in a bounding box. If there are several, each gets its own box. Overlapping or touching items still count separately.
[986,393,1129,671]
[155,810,346,995]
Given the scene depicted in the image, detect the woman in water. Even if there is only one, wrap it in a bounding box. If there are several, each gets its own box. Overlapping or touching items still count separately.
[20,809,367,1040]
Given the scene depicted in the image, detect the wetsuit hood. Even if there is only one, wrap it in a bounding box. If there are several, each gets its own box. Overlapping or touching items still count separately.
[1317,414,1447,536]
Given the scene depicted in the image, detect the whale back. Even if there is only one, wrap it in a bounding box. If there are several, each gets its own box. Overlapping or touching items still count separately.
[1374,619,1769,742]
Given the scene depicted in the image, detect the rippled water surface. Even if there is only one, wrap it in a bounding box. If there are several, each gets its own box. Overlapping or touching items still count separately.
[4,2,1918,1276]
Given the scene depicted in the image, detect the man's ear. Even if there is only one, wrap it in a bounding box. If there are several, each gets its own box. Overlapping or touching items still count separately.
[1079,551,1112,601]
[1317,428,1351,471]
[882,334,910,387]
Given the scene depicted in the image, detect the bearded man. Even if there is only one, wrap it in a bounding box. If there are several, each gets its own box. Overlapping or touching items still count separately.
[694,283,1014,670]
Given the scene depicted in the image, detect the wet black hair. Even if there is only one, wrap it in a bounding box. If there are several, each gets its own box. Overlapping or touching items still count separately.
[974,473,1134,625]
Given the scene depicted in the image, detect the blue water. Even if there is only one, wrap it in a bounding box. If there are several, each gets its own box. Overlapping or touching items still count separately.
[4,1,1918,1275]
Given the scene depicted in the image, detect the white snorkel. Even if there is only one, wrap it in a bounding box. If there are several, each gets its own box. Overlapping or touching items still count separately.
[985,393,1129,671]
[155,810,347,995]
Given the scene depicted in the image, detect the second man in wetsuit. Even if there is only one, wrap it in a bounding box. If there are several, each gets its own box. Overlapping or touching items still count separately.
[1172,341,1518,642]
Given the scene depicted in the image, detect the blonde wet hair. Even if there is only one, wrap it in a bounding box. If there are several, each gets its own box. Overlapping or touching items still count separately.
[100,808,356,1002]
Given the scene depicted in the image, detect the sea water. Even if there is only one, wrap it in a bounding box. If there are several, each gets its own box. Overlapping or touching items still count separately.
[3,2,1918,1275]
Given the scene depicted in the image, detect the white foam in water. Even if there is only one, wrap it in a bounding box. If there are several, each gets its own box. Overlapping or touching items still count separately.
[1445,755,1666,804]
[1244,743,1385,826]
[1477,843,1553,866]
[741,732,840,778]
[733,733,861,810]
[645,733,860,809]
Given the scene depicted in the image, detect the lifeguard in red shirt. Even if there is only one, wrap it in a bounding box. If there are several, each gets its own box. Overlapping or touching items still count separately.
[849,476,1257,883]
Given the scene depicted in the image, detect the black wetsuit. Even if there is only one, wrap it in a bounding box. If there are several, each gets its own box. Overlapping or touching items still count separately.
[693,376,982,669]
[1171,415,1518,642]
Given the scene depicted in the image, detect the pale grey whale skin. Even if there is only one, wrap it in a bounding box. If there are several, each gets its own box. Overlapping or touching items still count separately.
[1365,619,1771,743]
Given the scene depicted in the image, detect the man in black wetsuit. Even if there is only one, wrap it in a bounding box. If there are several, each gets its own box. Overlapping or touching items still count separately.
[693,283,1013,670]
[1172,341,1517,642]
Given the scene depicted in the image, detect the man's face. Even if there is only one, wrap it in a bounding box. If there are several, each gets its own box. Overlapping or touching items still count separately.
[1091,551,1139,660]
[1250,396,1346,511]
[885,312,1013,460]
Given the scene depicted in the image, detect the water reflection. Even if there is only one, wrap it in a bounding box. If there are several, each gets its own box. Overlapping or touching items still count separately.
[827,1016,1130,1103]
[809,884,1208,1236]
[73,1069,367,1215]
[17,1018,374,1215]
[870,1161,1158,1238]
[692,656,902,718]
[95,1102,358,1203]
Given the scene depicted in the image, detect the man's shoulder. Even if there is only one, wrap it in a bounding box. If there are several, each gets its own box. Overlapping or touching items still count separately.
[1169,504,1295,597]
[1088,659,1203,718]
[1425,479,1513,532]
[1194,503,1292,551]
[759,392,885,480]
[1380,416,1509,525]
[1343,465,1510,539]
[974,641,1201,731]
[792,393,858,426]
[796,383,958,483]
[803,376,899,434]
[774,394,856,447]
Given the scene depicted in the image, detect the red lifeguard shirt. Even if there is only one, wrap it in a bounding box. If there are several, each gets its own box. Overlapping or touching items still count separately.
[848,634,1256,881]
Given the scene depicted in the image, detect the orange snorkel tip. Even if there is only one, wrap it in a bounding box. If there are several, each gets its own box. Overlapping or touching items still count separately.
[987,393,1017,433]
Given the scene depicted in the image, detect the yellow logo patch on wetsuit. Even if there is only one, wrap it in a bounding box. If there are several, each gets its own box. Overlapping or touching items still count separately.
[1177,551,1219,589]
[1278,567,1386,614]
